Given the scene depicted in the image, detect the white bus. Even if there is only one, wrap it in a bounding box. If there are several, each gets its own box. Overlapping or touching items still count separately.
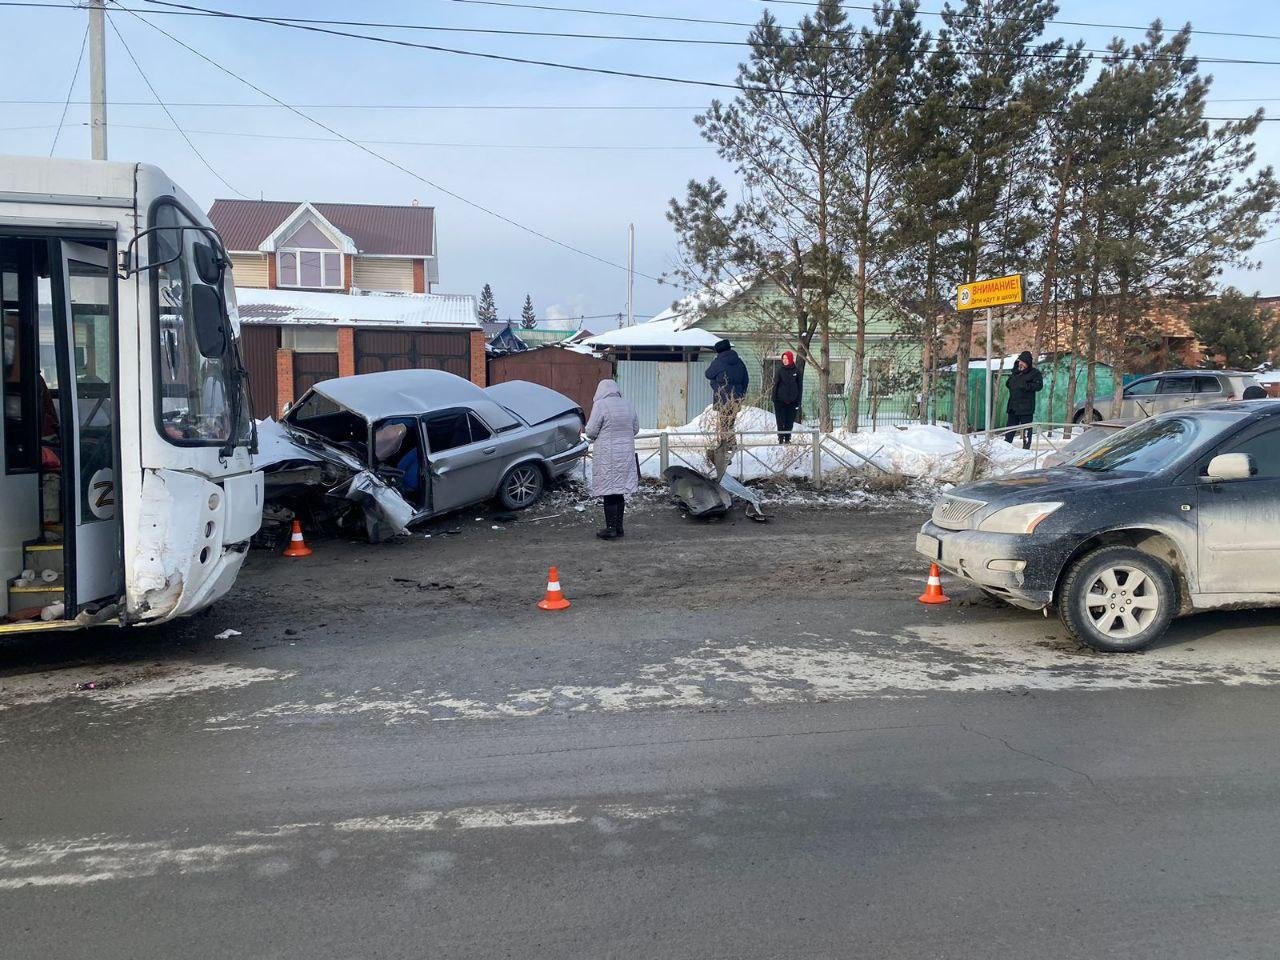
[0,155,262,633]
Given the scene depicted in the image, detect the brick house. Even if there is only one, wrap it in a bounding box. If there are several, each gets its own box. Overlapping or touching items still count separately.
[207,199,483,418]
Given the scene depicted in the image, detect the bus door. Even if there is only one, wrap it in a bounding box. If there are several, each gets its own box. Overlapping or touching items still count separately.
[53,240,121,612]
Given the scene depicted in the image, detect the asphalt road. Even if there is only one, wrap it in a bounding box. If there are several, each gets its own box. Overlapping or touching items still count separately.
[4,495,1280,959]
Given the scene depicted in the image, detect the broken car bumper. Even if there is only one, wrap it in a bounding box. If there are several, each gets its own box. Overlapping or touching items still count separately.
[916,521,1055,610]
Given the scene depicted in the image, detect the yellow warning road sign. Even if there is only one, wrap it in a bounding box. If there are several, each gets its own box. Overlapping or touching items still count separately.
[956,274,1023,311]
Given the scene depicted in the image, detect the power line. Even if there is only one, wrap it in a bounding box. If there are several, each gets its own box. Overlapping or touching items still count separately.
[49,21,88,156]
[105,12,249,197]
[1,98,706,110]
[87,2,1280,67]
[105,1,1280,123]
[97,121,713,150]
[745,0,1280,44]
[107,2,668,284]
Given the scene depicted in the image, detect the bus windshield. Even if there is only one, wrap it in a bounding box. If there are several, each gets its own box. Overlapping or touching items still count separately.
[151,202,250,447]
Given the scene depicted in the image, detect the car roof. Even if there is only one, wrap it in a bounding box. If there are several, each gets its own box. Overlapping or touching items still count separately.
[311,369,487,420]
[1150,369,1255,378]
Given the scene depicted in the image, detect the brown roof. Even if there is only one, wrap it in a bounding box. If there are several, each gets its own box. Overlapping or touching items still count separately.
[207,199,434,256]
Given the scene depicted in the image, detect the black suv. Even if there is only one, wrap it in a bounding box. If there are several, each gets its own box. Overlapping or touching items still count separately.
[917,401,1280,651]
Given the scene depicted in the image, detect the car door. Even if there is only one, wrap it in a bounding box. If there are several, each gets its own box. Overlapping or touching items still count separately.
[1192,374,1227,406]
[1154,374,1197,415]
[422,408,501,514]
[1195,421,1280,594]
[1120,376,1160,419]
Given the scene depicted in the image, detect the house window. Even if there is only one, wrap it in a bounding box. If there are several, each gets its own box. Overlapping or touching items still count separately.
[278,249,342,289]
[867,357,895,397]
[281,328,339,353]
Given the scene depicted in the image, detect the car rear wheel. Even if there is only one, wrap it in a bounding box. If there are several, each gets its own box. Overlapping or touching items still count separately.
[498,463,545,511]
[1059,546,1176,652]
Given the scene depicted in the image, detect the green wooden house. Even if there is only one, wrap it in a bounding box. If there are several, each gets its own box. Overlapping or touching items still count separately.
[678,279,925,427]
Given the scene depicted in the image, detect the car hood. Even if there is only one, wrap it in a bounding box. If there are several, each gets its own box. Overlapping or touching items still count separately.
[954,466,1142,503]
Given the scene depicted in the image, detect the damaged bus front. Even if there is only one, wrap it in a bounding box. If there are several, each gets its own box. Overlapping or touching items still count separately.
[0,155,261,632]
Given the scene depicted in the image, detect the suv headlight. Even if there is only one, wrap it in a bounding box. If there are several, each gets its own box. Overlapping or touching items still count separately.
[977,501,1063,534]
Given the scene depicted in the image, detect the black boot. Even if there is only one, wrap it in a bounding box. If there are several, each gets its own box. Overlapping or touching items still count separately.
[615,501,625,538]
[596,500,619,540]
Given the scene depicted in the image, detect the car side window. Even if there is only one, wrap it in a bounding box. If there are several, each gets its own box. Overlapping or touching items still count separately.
[1124,378,1159,398]
[1194,376,1222,394]
[424,411,472,453]
[468,413,493,442]
[1220,425,1280,479]
[1159,377,1192,395]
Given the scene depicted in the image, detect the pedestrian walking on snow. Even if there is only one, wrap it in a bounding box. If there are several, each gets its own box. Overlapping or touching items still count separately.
[1004,350,1043,449]
[772,350,802,444]
[585,378,640,541]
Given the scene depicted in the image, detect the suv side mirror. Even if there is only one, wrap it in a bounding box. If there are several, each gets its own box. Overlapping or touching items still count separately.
[1205,452,1256,481]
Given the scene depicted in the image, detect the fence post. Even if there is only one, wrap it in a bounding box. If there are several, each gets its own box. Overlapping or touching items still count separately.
[812,428,823,489]
[659,431,669,474]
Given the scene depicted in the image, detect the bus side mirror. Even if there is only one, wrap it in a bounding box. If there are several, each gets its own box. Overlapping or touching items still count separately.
[191,283,228,359]
[192,241,225,284]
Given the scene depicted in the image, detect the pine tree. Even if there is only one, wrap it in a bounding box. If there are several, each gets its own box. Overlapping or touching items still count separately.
[478,284,498,323]
[1191,289,1280,370]
[520,294,537,329]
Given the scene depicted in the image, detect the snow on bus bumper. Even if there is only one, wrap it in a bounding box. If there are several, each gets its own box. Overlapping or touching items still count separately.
[127,468,262,623]
[916,521,1054,610]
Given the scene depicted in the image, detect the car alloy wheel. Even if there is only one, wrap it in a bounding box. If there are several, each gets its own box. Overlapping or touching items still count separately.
[502,464,543,509]
[1060,545,1176,653]
[1084,565,1161,640]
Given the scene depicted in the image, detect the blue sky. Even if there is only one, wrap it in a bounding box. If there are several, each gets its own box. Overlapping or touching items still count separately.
[3,0,1279,328]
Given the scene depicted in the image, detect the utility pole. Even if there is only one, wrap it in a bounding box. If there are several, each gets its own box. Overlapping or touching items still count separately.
[984,307,994,433]
[626,223,635,327]
[89,0,108,160]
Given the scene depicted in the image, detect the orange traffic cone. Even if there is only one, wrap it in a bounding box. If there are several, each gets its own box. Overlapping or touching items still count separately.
[537,566,571,611]
[918,563,950,604]
[282,520,313,558]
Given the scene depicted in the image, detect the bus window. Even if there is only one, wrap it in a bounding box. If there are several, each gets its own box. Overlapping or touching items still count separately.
[151,202,238,445]
[1,245,39,472]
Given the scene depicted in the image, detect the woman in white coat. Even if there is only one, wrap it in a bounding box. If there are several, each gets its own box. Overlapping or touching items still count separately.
[584,378,640,540]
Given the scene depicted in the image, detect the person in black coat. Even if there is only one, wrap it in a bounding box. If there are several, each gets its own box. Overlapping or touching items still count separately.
[771,350,802,444]
[1004,350,1043,449]
[705,338,749,406]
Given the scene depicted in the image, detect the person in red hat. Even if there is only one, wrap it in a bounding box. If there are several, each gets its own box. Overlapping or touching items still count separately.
[771,350,803,444]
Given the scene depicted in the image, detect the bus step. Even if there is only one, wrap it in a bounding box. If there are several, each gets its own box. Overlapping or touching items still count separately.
[22,543,63,577]
[8,579,63,617]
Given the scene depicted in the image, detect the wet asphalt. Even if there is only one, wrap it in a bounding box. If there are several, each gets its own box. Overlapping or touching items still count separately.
[3,498,1280,959]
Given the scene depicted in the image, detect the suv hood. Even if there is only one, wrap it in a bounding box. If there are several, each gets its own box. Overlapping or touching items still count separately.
[955,466,1142,504]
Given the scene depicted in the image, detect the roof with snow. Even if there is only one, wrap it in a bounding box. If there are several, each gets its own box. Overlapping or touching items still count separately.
[234,287,477,329]
[584,316,721,350]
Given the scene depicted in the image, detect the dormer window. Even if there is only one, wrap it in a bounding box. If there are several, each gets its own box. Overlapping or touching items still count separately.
[279,249,342,288]
[276,218,344,289]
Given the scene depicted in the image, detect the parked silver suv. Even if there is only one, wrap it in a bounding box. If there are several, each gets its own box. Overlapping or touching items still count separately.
[1072,370,1260,423]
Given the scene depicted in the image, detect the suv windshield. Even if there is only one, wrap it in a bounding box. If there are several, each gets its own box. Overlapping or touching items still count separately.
[151,202,250,447]
[1074,413,1239,474]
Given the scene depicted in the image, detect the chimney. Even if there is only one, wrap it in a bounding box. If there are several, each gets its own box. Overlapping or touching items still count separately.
[410,198,420,207]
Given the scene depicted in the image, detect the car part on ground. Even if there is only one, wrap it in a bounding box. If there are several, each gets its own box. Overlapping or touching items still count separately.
[664,466,768,522]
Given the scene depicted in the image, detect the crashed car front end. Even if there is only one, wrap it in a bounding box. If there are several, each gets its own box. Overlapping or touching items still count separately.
[254,419,416,544]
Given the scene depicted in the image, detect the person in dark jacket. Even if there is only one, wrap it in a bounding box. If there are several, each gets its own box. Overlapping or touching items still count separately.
[1004,350,1043,449]
[705,338,749,405]
[771,350,802,444]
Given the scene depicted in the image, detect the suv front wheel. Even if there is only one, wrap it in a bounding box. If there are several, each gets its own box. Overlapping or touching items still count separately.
[1059,545,1176,652]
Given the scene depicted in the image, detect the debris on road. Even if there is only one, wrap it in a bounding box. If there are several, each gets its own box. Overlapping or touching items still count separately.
[664,466,768,522]
[214,629,243,640]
